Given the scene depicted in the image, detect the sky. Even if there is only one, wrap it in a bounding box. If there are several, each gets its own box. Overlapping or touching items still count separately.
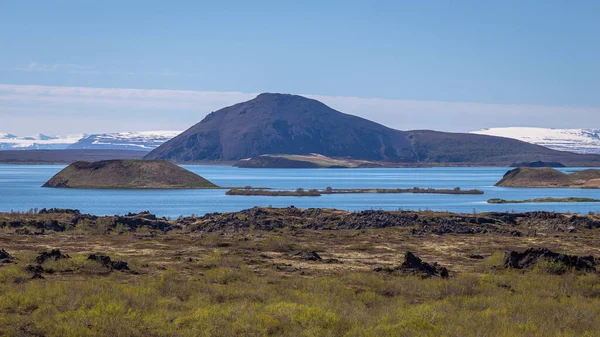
[1,0,599,135]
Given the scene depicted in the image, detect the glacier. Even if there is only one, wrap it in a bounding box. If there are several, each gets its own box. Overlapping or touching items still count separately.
[471,127,600,154]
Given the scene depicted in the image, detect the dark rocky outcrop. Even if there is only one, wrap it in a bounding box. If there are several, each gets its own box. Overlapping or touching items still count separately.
[35,249,70,264]
[145,93,600,166]
[0,248,15,263]
[375,252,449,278]
[3,207,599,236]
[110,212,178,232]
[26,265,45,279]
[294,251,322,261]
[503,248,596,272]
[87,254,130,271]
[190,207,526,235]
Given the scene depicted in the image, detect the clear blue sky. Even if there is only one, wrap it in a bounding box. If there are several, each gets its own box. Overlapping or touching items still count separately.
[1,1,599,134]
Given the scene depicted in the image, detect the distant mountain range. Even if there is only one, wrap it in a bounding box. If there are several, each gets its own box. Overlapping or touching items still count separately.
[471,127,600,154]
[67,131,181,151]
[145,93,600,166]
[0,131,180,151]
[0,132,84,150]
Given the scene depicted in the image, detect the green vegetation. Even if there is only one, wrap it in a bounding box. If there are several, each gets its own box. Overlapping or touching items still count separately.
[2,261,600,336]
[488,197,600,204]
[2,208,600,336]
[227,186,484,197]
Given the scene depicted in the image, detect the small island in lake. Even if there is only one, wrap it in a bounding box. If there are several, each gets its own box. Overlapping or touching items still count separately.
[495,167,600,188]
[226,187,484,197]
[43,160,219,189]
[488,197,600,204]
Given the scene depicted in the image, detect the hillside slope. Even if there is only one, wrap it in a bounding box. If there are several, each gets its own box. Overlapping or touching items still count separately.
[43,160,218,189]
[146,93,600,166]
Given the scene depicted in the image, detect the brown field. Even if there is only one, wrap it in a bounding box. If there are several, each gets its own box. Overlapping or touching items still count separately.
[1,208,600,336]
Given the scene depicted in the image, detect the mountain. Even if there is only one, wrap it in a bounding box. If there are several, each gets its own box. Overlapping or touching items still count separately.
[145,93,600,166]
[68,131,181,151]
[471,127,600,154]
[495,167,600,188]
[43,160,218,189]
[0,133,84,150]
[0,150,147,164]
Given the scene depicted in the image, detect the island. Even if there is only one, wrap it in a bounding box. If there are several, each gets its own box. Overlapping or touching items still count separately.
[488,197,600,204]
[226,186,484,197]
[495,167,600,188]
[42,159,219,189]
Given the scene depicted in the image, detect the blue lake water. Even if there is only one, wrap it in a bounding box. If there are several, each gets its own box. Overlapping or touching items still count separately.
[0,164,599,217]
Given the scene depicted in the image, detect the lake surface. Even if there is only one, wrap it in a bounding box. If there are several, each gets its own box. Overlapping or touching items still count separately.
[1,164,599,217]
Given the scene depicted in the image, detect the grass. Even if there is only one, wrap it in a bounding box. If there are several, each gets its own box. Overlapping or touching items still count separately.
[488,197,600,204]
[1,253,600,336]
[2,209,600,336]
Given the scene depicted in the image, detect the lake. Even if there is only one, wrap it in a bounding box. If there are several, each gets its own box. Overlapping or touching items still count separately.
[0,164,599,217]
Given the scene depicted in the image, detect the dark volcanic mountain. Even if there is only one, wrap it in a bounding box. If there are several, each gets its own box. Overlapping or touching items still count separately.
[145,93,600,165]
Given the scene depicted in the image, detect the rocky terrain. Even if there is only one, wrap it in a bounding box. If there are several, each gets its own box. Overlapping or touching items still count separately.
[496,167,600,188]
[145,93,600,166]
[4,206,599,236]
[42,159,219,189]
[2,207,600,336]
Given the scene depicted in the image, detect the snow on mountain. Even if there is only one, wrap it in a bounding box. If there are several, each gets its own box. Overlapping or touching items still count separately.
[67,131,181,151]
[471,127,600,154]
[0,133,85,150]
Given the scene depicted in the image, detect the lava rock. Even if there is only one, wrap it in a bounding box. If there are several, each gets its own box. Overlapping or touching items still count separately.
[87,254,130,271]
[26,265,46,279]
[294,251,322,261]
[503,248,596,272]
[0,248,15,263]
[375,251,450,278]
[35,249,70,264]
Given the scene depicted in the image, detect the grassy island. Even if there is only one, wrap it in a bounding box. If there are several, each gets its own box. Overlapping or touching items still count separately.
[495,167,600,188]
[226,187,484,197]
[42,160,219,189]
[488,197,600,204]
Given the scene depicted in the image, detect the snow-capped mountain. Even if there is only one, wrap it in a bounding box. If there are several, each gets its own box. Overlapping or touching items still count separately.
[67,131,181,151]
[471,127,600,154]
[0,133,85,150]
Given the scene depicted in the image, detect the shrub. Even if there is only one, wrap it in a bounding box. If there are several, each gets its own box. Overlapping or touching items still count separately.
[534,259,570,275]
